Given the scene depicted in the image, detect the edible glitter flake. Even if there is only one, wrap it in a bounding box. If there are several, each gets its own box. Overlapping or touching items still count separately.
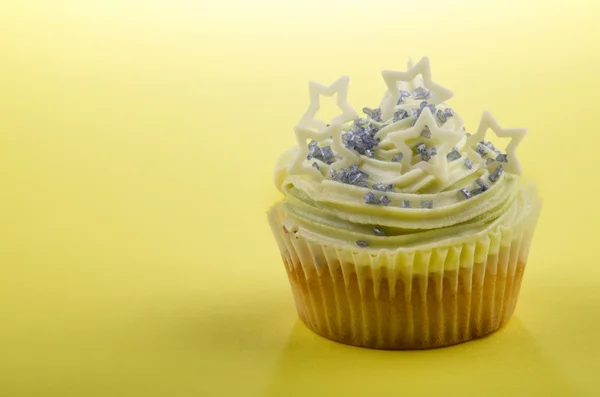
[401,200,411,208]
[412,87,432,100]
[356,240,369,247]
[436,109,447,124]
[471,187,485,196]
[421,200,433,209]
[489,164,505,183]
[476,143,488,157]
[464,158,473,169]
[447,148,461,161]
[421,145,437,162]
[320,146,335,164]
[475,178,489,191]
[379,196,391,206]
[364,192,378,204]
[415,142,427,154]
[392,153,404,162]
[372,183,394,192]
[396,90,411,105]
[496,154,508,163]
[393,109,409,123]
[459,188,472,199]
[486,158,495,166]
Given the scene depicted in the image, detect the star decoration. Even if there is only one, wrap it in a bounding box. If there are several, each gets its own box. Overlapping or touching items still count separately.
[466,110,527,174]
[296,75,359,131]
[385,108,463,183]
[380,57,454,121]
[288,123,360,180]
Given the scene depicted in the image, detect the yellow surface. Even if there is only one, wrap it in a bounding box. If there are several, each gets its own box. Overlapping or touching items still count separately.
[1,1,599,396]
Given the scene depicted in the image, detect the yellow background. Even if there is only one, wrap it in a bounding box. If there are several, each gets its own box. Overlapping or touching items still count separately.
[1,1,599,396]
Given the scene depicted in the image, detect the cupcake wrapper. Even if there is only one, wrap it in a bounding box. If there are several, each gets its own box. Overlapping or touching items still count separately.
[268,198,541,350]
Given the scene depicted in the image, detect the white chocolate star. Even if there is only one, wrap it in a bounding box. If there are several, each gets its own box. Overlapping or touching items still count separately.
[288,123,360,180]
[466,110,527,175]
[386,108,463,183]
[380,57,453,121]
[297,76,358,131]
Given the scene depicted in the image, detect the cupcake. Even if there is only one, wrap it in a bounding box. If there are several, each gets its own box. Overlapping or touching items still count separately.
[268,57,541,349]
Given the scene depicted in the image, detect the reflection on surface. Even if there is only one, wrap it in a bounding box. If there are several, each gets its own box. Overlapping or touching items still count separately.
[265,316,572,397]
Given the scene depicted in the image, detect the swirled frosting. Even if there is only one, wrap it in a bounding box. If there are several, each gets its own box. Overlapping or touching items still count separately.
[274,58,530,250]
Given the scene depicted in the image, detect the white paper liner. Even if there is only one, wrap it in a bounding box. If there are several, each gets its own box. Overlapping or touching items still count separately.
[268,194,541,349]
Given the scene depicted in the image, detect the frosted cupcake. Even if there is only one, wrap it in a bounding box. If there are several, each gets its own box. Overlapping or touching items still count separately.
[268,58,541,349]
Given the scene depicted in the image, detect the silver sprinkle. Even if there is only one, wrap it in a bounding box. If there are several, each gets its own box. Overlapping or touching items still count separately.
[420,200,433,209]
[392,153,404,162]
[350,171,369,185]
[415,142,427,154]
[372,183,393,192]
[447,148,461,161]
[379,196,391,206]
[400,90,411,98]
[393,109,409,122]
[436,109,447,124]
[459,188,472,199]
[356,240,369,247]
[401,200,411,208]
[365,149,375,158]
[489,165,505,183]
[321,146,335,164]
[307,142,321,160]
[420,101,428,109]
[357,181,369,188]
[372,108,382,122]
[475,178,489,191]
[364,192,378,204]
[312,162,320,170]
[471,187,485,196]
[464,158,473,169]
[373,227,386,236]
[412,87,431,99]
[496,154,508,163]
[476,143,488,157]
[486,158,495,166]
[353,118,367,126]
[485,141,495,150]
[444,108,454,117]
[427,146,437,157]
[420,126,432,139]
